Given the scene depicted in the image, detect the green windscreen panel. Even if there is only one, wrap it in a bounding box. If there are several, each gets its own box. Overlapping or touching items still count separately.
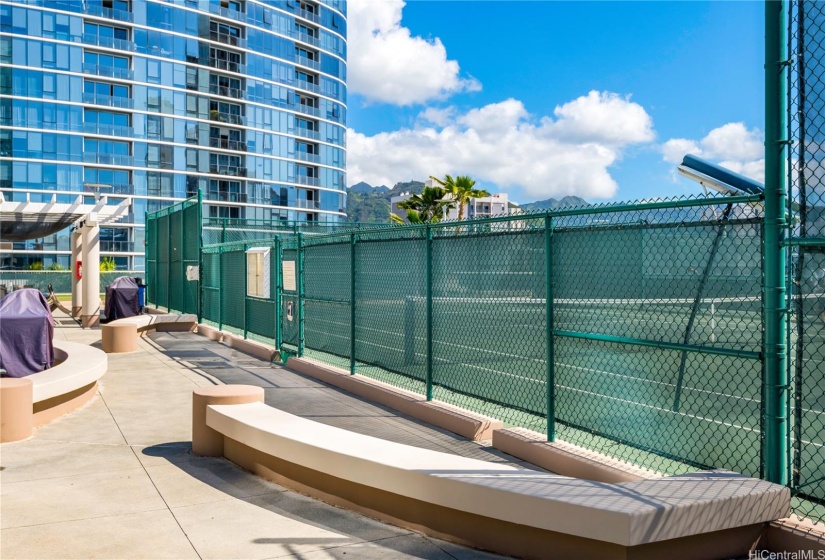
[156,213,170,310]
[552,206,763,477]
[430,222,547,428]
[302,236,351,361]
[355,229,427,391]
[201,250,220,327]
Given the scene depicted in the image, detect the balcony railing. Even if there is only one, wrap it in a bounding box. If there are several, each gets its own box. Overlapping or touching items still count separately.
[294,127,321,140]
[82,3,134,22]
[295,78,321,94]
[210,31,246,48]
[294,151,320,163]
[209,138,247,151]
[289,29,320,48]
[83,123,134,137]
[81,34,136,52]
[296,7,321,23]
[100,241,134,252]
[295,54,321,70]
[210,165,248,177]
[209,111,245,126]
[293,103,320,117]
[209,85,246,100]
[82,92,134,109]
[83,153,134,166]
[208,58,245,74]
[206,3,246,21]
[82,63,133,80]
[295,198,320,209]
[83,182,133,195]
[294,175,320,186]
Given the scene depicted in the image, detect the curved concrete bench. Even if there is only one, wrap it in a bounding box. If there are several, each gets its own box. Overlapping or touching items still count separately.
[1,341,107,442]
[102,313,197,353]
[203,400,790,560]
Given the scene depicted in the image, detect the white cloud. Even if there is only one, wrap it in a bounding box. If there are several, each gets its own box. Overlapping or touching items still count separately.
[348,91,655,200]
[547,91,655,146]
[662,122,764,182]
[347,0,481,105]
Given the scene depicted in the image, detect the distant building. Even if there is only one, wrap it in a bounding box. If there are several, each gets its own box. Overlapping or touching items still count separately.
[0,0,347,271]
[391,181,513,223]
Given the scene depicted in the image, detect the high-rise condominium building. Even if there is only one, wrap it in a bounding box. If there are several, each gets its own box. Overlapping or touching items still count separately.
[0,0,347,271]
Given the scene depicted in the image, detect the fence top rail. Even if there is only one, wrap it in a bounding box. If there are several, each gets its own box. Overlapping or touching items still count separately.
[146,195,199,220]
[296,194,765,243]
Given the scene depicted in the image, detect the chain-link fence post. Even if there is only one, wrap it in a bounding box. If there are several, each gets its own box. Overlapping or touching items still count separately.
[217,247,223,331]
[350,232,357,375]
[764,0,790,485]
[197,189,203,323]
[426,224,434,401]
[275,237,282,351]
[221,219,226,244]
[297,232,305,357]
[545,215,555,442]
[243,243,249,339]
[166,211,172,312]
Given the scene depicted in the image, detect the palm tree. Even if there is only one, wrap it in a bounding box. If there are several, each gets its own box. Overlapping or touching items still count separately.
[429,175,489,221]
[390,186,455,224]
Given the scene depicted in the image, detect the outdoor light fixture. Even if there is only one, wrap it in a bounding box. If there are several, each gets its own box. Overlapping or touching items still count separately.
[677,154,765,196]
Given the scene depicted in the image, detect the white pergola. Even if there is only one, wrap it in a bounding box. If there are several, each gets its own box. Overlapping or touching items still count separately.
[0,191,132,328]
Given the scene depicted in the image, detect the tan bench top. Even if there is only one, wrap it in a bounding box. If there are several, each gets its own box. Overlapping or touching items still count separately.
[29,341,107,403]
[108,314,197,329]
[207,402,789,547]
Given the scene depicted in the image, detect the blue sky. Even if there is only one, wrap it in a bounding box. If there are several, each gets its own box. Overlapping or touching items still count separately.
[345,1,766,203]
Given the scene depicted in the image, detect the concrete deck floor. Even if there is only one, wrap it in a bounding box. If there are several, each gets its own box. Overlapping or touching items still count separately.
[1,315,516,560]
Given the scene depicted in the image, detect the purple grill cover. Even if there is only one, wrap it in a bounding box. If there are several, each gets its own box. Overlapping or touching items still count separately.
[104,276,140,321]
[0,288,55,377]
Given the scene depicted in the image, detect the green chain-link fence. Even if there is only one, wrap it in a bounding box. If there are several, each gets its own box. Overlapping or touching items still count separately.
[145,193,202,317]
[789,0,825,523]
[142,0,825,525]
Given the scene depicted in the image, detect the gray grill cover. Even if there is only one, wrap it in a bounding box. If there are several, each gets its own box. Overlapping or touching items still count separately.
[0,288,55,377]
[104,276,140,321]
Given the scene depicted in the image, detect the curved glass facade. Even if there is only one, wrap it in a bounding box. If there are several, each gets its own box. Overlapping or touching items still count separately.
[0,0,347,271]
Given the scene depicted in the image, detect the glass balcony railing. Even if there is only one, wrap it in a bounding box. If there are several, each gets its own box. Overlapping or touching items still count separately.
[209,111,246,126]
[294,128,321,140]
[83,122,134,137]
[293,103,320,117]
[82,3,134,22]
[289,29,320,48]
[81,34,136,52]
[295,199,320,209]
[82,63,134,80]
[206,3,246,21]
[209,85,246,100]
[100,241,134,252]
[294,151,320,163]
[295,7,321,23]
[83,153,133,166]
[295,79,321,94]
[208,58,245,74]
[83,182,133,195]
[295,55,321,71]
[209,31,246,49]
[210,165,248,177]
[294,175,320,186]
[82,92,134,109]
[209,138,247,151]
